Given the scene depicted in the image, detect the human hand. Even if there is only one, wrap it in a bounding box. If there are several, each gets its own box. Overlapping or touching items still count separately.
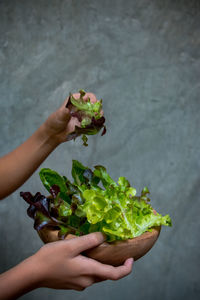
[43,92,100,147]
[32,232,133,291]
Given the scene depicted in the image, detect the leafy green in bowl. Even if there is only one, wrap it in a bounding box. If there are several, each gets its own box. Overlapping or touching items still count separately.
[20,160,171,242]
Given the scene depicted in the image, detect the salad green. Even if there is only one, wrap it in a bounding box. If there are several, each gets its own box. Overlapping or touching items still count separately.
[20,160,171,242]
[66,90,106,146]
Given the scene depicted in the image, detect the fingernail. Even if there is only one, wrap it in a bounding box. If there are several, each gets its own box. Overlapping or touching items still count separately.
[97,232,107,242]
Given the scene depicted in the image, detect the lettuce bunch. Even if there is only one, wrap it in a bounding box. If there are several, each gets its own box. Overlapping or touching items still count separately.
[66,90,106,146]
[20,160,171,242]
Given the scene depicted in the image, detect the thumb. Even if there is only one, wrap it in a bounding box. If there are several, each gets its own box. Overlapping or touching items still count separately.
[57,101,71,123]
[69,232,106,256]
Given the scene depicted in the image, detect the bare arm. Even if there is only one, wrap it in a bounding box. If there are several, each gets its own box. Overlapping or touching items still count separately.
[0,92,97,200]
[0,124,59,199]
[0,255,40,300]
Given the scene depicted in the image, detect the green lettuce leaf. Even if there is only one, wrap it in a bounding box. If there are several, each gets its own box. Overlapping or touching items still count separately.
[39,168,70,203]
[66,90,106,146]
[69,90,102,120]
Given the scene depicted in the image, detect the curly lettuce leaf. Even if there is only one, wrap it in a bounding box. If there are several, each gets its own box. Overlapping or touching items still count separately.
[69,90,102,120]
[93,165,117,189]
[20,192,61,231]
[77,187,171,241]
[66,90,106,146]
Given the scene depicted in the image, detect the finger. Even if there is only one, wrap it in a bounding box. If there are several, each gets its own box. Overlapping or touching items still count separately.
[69,116,81,128]
[56,105,71,123]
[93,276,106,283]
[72,93,81,100]
[65,117,81,136]
[78,276,95,289]
[64,234,76,240]
[65,283,85,291]
[83,92,97,103]
[62,96,70,108]
[90,258,134,281]
[72,92,97,103]
[65,283,86,292]
[69,232,106,256]
[55,96,71,122]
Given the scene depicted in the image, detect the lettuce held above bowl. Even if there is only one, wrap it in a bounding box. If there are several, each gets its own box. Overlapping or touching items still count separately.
[20,160,172,243]
[66,90,106,146]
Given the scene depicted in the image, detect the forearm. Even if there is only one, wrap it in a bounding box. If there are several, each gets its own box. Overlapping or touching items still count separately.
[0,256,41,300]
[0,124,59,199]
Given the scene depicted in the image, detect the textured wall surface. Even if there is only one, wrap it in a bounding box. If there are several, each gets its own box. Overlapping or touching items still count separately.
[0,0,200,299]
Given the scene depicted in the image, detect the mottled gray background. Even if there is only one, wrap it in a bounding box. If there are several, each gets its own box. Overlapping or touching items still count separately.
[0,0,200,299]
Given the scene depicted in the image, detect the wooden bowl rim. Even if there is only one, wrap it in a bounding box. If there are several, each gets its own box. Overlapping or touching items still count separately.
[39,225,161,246]
[97,226,161,248]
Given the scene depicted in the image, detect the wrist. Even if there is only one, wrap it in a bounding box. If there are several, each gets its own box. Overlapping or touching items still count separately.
[15,255,43,291]
[36,123,61,150]
[29,251,50,288]
[25,254,45,289]
[0,255,42,300]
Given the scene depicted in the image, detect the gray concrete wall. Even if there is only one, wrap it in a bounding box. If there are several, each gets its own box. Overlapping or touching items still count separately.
[0,0,200,299]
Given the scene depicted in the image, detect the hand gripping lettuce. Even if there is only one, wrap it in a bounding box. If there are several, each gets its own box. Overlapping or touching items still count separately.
[66,90,106,146]
[20,160,172,242]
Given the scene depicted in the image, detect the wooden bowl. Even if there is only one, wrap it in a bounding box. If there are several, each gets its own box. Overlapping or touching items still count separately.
[38,226,161,266]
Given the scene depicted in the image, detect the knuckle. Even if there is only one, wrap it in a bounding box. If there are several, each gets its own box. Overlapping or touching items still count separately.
[79,266,87,276]
[84,281,92,288]
[89,234,99,245]
[111,271,120,281]
[85,279,93,288]
[72,93,80,99]
[81,278,94,289]
[64,242,74,254]
[111,274,118,281]
[127,267,132,276]
[86,92,95,98]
